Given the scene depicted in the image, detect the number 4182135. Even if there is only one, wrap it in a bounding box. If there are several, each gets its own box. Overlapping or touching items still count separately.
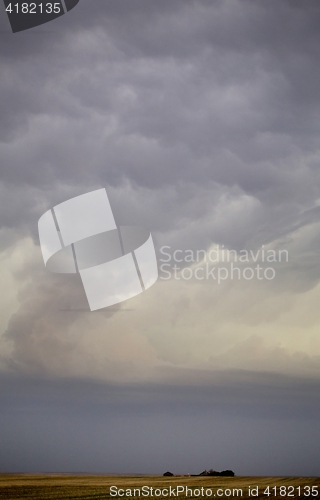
[5,3,61,14]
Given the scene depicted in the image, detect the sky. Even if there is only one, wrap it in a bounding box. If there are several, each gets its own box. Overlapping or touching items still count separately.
[1,0,320,475]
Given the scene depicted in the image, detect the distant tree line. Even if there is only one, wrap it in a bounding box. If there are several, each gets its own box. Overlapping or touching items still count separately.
[163,469,235,477]
[198,469,235,477]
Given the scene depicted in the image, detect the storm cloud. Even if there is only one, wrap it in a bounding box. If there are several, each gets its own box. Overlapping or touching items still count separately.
[1,0,320,474]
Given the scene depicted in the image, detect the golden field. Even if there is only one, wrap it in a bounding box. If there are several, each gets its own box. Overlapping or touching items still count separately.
[0,474,319,500]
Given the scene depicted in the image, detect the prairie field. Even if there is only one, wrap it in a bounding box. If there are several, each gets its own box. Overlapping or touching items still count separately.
[0,475,319,500]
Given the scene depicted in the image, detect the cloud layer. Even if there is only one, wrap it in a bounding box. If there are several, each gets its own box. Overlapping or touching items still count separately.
[1,0,320,473]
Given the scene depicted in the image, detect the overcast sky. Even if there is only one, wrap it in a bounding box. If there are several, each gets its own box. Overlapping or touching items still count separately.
[1,0,320,475]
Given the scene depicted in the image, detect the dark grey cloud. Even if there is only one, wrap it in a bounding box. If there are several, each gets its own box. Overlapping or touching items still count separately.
[2,0,320,476]
[2,0,320,353]
[1,371,320,475]
[1,0,320,200]
[1,0,320,265]
[2,6,320,310]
